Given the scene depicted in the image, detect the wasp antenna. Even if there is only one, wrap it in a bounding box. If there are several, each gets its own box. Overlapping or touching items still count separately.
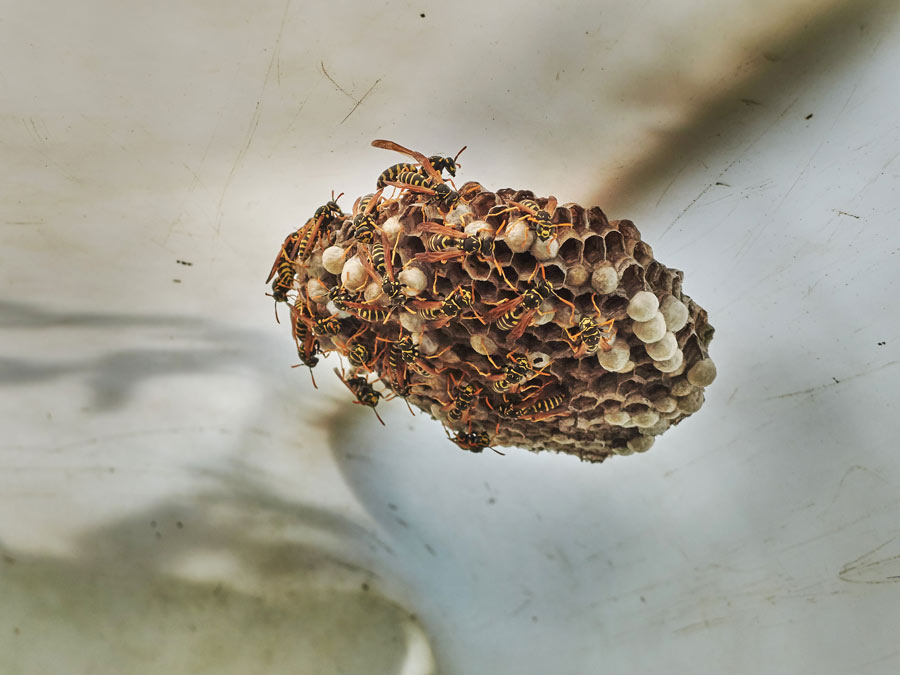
[454,145,467,163]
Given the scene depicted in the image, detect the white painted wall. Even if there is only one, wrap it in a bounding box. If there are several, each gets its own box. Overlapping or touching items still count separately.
[2,0,899,672]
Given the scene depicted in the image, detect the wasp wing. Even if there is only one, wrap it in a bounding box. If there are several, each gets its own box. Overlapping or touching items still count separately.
[417,222,467,237]
[507,308,537,343]
[372,139,441,184]
[484,296,524,323]
[414,250,464,264]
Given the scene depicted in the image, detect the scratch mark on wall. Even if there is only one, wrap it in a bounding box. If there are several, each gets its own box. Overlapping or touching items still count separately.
[654,163,687,207]
[320,61,355,100]
[318,61,381,125]
[340,78,382,125]
[673,616,728,635]
[661,96,799,240]
[767,359,900,400]
[840,538,900,584]
[764,81,860,230]
[214,0,293,234]
[280,97,309,143]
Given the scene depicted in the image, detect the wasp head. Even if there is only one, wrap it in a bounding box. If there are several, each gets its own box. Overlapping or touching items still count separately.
[382,278,403,298]
[455,287,474,307]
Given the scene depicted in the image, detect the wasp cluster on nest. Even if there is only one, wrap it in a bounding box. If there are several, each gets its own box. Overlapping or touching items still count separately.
[266,140,716,461]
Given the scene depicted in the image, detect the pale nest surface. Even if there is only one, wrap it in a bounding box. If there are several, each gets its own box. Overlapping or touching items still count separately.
[277,180,716,462]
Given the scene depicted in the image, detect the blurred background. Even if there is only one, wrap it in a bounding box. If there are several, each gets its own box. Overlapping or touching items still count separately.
[2,0,899,672]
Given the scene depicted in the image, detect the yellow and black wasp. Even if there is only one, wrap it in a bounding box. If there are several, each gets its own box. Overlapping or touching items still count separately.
[439,374,480,423]
[490,385,568,425]
[486,352,536,394]
[330,323,378,373]
[293,192,345,262]
[414,283,482,328]
[334,368,385,425]
[375,143,466,189]
[266,230,301,311]
[371,140,462,211]
[496,196,573,242]
[266,194,345,310]
[484,267,575,342]
[349,190,384,244]
[517,391,568,421]
[376,331,450,379]
[564,294,616,357]
[349,199,410,307]
[312,315,344,336]
[329,286,393,324]
[445,427,504,455]
[288,300,320,388]
[412,220,513,288]
[374,338,430,416]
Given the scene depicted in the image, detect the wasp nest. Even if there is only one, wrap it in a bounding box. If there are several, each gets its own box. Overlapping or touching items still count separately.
[269,144,715,461]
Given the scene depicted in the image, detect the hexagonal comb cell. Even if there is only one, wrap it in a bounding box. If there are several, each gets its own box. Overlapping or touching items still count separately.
[269,151,715,462]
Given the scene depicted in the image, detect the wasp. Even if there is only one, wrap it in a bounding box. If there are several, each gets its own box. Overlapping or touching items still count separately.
[495,392,527,420]
[293,192,345,262]
[486,352,536,394]
[445,428,504,455]
[412,221,513,288]
[490,386,567,427]
[267,256,297,308]
[346,342,372,369]
[388,170,460,211]
[339,298,391,323]
[352,212,410,307]
[350,190,383,243]
[375,144,466,189]
[288,300,320,387]
[265,193,344,305]
[517,391,568,420]
[496,196,572,242]
[375,332,448,378]
[313,315,344,336]
[484,267,575,342]
[265,230,302,315]
[371,140,461,211]
[342,302,391,324]
[334,368,385,425]
[440,375,480,422]
[564,294,616,357]
[374,342,426,416]
[415,284,482,327]
[327,287,392,323]
[330,324,377,373]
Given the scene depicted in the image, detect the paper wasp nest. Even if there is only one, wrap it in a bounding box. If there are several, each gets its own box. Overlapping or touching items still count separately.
[271,151,715,461]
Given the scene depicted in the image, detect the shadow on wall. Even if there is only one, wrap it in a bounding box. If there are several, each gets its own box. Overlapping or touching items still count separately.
[0,299,285,410]
[0,460,435,675]
[324,334,887,674]
[0,298,437,673]
[594,0,899,217]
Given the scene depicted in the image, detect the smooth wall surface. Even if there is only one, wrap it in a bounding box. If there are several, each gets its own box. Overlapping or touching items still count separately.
[2,0,899,673]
